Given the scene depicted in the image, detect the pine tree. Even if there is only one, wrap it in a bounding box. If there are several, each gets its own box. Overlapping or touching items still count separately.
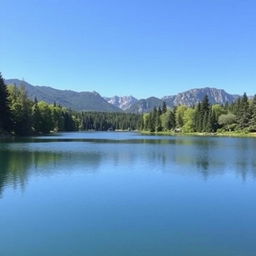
[201,95,210,132]
[156,109,162,132]
[237,93,250,130]
[249,95,256,131]
[0,73,12,133]
[169,110,176,129]
[202,95,210,113]
[32,101,42,133]
[206,109,218,133]
[195,103,202,132]
[162,102,167,113]
[157,106,162,116]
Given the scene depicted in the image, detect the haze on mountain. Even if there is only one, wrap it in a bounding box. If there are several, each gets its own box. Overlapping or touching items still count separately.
[5,79,240,113]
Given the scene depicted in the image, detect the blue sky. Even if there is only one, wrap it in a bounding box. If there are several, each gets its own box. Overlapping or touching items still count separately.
[1,0,256,98]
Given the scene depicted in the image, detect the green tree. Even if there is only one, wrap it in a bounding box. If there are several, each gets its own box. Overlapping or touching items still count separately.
[143,113,150,130]
[236,93,250,130]
[0,74,12,133]
[182,108,196,133]
[32,99,43,133]
[162,102,167,113]
[156,107,162,131]
[8,85,32,135]
[194,103,202,132]
[160,110,175,131]
[218,113,237,131]
[249,95,256,131]
[175,105,187,129]
[212,104,227,119]
[201,95,210,132]
[37,101,54,133]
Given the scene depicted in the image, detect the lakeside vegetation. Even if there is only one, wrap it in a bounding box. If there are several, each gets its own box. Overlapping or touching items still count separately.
[1,73,256,137]
[0,74,141,136]
[141,93,256,136]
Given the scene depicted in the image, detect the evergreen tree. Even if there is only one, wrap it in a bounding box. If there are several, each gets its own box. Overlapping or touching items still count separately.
[32,101,42,133]
[169,110,176,129]
[8,85,32,135]
[201,95,210,132]
[205,109,216,132]
[195,103,202,132]
[249,95,256,131]
[0,74,12,132]
[160,110,175,130]
[162,102,167,113]
[148,111,155,132]
[157,106,162,116]
[236,93,250,130]
[155,109,162,132]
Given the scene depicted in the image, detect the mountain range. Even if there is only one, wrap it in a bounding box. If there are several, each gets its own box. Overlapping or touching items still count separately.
[5,79,121,112]
[5,79,240,113]
[104,96,138,111]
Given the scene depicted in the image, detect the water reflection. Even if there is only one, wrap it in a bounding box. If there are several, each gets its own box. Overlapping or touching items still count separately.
[1,134,256,196]
[0,144,102,196]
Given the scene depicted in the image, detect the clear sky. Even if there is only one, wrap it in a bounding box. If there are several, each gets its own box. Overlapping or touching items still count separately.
[1,0,256,98]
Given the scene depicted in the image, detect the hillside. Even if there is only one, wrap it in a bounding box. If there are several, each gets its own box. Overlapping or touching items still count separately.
[162,87,239,107]
[124,88,238,113]
[5,79,240,113]
[125,97,164,114]
[5,79,122,112]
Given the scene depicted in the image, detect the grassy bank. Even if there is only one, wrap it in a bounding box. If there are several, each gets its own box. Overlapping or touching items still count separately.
[140,130,256,138]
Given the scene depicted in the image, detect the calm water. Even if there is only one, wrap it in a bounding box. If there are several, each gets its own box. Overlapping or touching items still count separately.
[0,132,256,256]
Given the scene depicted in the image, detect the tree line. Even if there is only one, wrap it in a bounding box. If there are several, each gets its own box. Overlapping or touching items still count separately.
[142,94,256,133]
[0,74,142,136]
[2,72,256,136]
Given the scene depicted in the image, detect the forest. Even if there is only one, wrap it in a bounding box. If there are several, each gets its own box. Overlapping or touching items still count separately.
[1,73,256,136]
[0,74,142,136]
[142,94,256,134]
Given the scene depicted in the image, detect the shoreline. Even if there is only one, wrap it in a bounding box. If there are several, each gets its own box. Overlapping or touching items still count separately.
[140,131,256,138]
[2,130,256,139]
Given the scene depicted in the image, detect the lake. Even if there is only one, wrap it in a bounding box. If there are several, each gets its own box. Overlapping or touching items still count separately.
[0,132,256,256]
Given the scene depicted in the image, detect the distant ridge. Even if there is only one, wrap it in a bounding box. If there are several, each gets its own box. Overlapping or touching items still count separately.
[125,97,164,114]
[125,88,239,113]
[163,87,239,107]
[5,79,240,113]
[5,79,122,112]
[104,96,138,111]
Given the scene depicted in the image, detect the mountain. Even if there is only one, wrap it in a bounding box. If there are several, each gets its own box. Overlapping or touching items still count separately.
[125,97,164,114]
[125,87,239,113]
[5,79,122,112]
[162,87,239,107]
[104,96,138,111]
[5,79,240,113]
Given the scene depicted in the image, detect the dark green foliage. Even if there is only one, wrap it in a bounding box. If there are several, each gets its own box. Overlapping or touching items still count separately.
[8,85,33,135]
[78,112,142,131]
[192,95,218,132]
[0,74,142,136]
[0,74,12,132]
[249,95,256,131]
[162,102,167,114]
[143,93,256,133]
[2,73,256,135]
[236,93,250,130]
[32,101,42,132]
